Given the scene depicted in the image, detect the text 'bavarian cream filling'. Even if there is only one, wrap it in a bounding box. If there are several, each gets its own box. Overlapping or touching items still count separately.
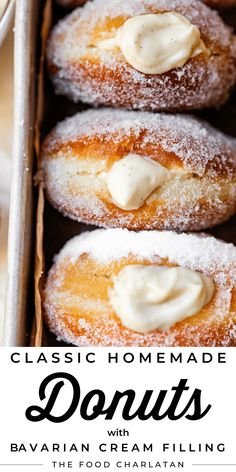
[106,153,171,210]
[109,265,214,333]
[98,12,208,75]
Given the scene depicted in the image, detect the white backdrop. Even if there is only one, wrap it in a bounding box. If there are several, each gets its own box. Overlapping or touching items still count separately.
[0,348,235,472]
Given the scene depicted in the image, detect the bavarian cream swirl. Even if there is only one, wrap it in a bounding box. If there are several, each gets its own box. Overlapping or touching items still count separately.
[106,153,171,210]
[98,12,208,75]
[109,265,214,332]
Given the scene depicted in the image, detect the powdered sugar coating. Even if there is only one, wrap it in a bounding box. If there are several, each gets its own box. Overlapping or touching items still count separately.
[43,108,236,178]
[55,229,236,282]
[47,0,236,111]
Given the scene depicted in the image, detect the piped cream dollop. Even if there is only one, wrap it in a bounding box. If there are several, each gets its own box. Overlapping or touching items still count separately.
[106,153,170,210]
[109,265,214,332]
[98,12,208,74]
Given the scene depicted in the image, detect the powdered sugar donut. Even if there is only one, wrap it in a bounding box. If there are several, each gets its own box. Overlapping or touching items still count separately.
[42,108,236,232]
[44,229,236,347]
[47,0,236,111]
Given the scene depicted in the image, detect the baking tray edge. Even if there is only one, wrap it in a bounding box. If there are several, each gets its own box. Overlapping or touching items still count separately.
[3,0,40,346]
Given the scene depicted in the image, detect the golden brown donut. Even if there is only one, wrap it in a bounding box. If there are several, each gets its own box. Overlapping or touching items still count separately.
[44,229,236,347]
[42,108,236,232]
[47,0,236,111]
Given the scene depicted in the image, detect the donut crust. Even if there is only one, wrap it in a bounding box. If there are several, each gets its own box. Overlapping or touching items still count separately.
[42,109,236,232]
[47,0,236,111]
[44,229,236,347]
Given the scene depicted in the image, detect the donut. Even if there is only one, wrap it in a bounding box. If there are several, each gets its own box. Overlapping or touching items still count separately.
[44,229,236,347]
[46,0,236,111]
[42,108,236,232]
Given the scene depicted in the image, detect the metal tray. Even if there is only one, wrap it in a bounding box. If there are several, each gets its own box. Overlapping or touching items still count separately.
[4,0,236,346]
[4,0,42,346]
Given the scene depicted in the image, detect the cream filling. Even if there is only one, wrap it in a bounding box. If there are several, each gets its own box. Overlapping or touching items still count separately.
[106,153,171,210]
[97,12,208,74]
[109,265,214,333]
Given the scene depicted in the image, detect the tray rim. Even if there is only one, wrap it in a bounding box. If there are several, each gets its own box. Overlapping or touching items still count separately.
[3,0,40,346]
